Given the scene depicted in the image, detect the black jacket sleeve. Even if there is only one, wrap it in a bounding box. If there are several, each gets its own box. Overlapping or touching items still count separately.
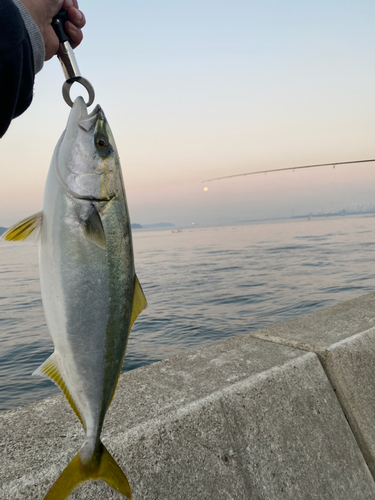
[0,0,35,137]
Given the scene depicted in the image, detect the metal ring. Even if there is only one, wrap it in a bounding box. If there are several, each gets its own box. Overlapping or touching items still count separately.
[62,77,95,107]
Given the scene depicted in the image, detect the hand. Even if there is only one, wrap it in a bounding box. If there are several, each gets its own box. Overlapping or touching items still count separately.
[20,0,86,61]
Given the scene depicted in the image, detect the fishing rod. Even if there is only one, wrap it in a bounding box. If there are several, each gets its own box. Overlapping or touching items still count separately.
[202,158,375,183]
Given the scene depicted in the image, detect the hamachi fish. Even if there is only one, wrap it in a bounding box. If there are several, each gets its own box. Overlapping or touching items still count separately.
[3,97,147,499]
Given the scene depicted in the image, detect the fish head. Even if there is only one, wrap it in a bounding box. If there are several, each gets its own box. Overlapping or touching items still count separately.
[56,96,123,202]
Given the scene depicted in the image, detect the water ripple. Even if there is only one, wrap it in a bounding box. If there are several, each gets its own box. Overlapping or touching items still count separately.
[1,216,375,411]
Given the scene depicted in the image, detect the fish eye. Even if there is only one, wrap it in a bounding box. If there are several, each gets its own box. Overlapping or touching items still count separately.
[96,137,108,148]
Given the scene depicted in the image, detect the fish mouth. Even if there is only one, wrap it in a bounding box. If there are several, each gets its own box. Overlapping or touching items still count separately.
[75,97,108,134]
[79,195,115,203]
[79,103,103,132]
[66,97,103,133]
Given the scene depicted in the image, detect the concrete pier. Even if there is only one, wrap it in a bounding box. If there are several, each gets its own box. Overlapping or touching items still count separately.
[1,293,375,499]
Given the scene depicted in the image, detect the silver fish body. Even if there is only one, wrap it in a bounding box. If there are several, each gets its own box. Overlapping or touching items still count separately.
[3,97,146,499]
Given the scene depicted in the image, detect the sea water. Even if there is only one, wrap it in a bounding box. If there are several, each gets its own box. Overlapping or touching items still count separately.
[1,215,375,412]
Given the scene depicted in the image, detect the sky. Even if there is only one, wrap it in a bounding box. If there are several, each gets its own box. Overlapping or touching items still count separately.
[2,0,375,227]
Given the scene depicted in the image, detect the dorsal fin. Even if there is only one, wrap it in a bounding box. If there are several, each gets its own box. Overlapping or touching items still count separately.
[130,274,147,330]
[2,212,43,242]
[33,353,83,426]
[108,275,147,407]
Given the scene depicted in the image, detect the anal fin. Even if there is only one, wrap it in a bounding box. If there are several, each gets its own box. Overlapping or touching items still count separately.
[33,353,83,426]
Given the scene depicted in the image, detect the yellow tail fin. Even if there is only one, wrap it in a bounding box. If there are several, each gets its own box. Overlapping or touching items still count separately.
[44,443,131,500]
[98,445,132,497]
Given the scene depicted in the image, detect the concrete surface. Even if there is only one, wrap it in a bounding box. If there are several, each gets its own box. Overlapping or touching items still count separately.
[1,323,375,500]
[250,292,375,477]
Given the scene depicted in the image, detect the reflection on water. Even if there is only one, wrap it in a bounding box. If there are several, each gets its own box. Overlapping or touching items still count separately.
[1,215,375,411]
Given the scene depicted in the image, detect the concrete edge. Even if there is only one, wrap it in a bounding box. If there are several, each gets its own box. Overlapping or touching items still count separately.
[249,310,375,480]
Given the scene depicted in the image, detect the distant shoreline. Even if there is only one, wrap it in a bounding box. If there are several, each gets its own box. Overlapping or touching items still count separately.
[2,210,375,237]
[0,223,175,236]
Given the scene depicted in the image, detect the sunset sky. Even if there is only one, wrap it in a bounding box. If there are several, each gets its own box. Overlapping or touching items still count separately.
[1,0,375,227]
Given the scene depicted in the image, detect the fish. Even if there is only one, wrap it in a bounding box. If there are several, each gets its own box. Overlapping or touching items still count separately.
[2,96,147,499]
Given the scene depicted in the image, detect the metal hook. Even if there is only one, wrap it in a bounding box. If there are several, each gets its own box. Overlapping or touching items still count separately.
[52,10,95,107]
[62,78,95,108]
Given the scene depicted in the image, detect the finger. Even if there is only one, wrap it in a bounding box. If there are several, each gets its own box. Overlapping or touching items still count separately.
[68,7,86,29]
[65,21,83,48]
[62,0,74,8]
[63,0,80,9]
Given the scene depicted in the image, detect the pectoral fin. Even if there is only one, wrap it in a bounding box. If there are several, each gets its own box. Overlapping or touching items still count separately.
[2,212,42,242]
[81,204,107,249]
